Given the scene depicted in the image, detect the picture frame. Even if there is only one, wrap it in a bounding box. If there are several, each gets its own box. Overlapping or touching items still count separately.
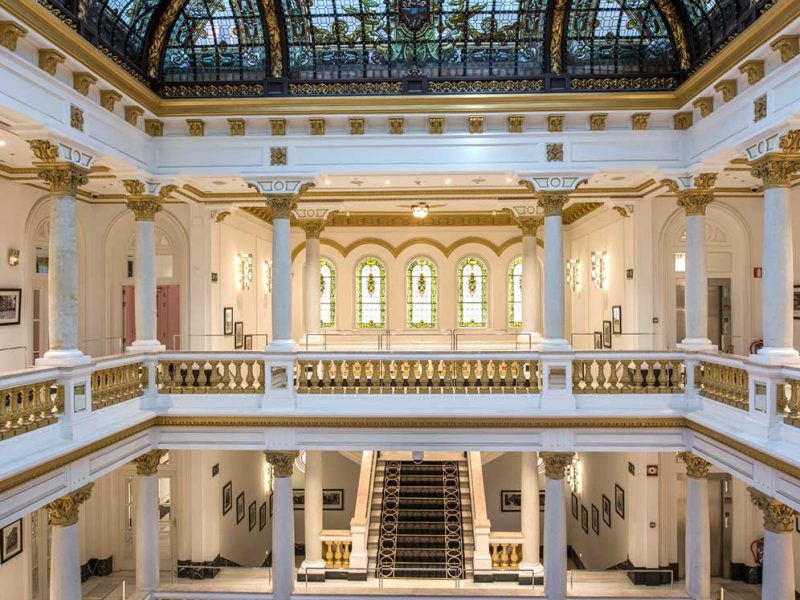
[322,489,345,511]
[571,492,579,519]
[222,481,233,516]
[500,490,522,512]
[615,484,625,519]
[0,519,22,563]
[539,490,545,512]
[0,289,22,326]
[591,504,600,535]
[628,462,635,476]
[269,493,273,518]
[580,505,589,533]
[248,501,257,531]
[244,334,253,350]
[223,307,234,335]
[212,463,219,478]
[602,320,612,348]
[612,305,622,335]
[236,492,245,524]
[293,489,305,510]
[259,502,267,531]
[795,285,800,320]
[593,331,603,350]
[602,494,612,527]
[234,321,244,349]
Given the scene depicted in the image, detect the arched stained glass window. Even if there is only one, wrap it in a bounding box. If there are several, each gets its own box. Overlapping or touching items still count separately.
[356,257,386,328]
[508,257,523,328]
[457,257,487,328]
[320,258,336,328]
[162,0,268,83]
[87,0,162,67]
[407,257,437,329]
[680,0,749,59]
[565,0,676,75]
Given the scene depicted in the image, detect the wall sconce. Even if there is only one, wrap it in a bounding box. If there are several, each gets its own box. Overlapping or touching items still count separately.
[263,260,272,293]
[7,249,19,267]
[566,259,581,292]
[590,250,608,289]
[236,252,254,290]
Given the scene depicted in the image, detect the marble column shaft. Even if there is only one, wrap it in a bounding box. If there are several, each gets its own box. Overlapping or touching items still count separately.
[541,452,573,600]
[266,452,298,600]
[519,452,541,574]
[269,199,294,347]
[46,484,94,600]
[537,195,569,350]
[303,451,324,569]
[301,222,324,336]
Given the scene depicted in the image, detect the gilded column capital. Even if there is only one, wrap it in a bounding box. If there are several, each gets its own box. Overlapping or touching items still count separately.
[536,193,570,217]
[37,164,89,194]
[267,197,296,220]
[748,488,798,533]
[264,451,299,477]
[678,452,711,478]
[540,452,575,479]
[299,219,325,239]
[662,173,717,215]
[46,483,94,527]
[123,180,176,221]
[747,130,800,189]
[516,216,544,236]
[133,449,167,475]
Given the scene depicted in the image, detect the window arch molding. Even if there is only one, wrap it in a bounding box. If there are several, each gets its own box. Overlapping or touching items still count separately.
[456,255,489,329]
[406,256,438,329]
[320,257,336,328]
[354,256,387,329]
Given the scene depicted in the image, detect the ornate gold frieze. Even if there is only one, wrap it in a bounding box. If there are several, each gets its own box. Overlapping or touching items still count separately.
[133,449,167,475]
[389,117,405,134]
[186,119,204,136]
[125,106,144,126]
[427,79,543,93]
[673,111,693,130]
[540,452,574,479]
[549,0,568,72]
[72,72,96,96]
[678,451,711,478]
[162,83,264,98]
[300,219,325,239]
[38,48,64,75]
[739,60,764,85]
[270,147,287,166]
[692,97,714,118]
[70,105,84,131]
[589,114,607,131]
[0,21,27,51]
[289,82,402,96]
[99,90,122,112]
[563,202,603,224]
[537,192,569,216]
[228,118,245,136]
[270,118,286,136]
[309,117,325,135]
[145,119,164,137]
[770,35,799,63]
[507,115,524,133]
[548,114,564,133]
[714,80,737,103]
[546,143,563,162]
[748,488,798,533]
[428,117,444,134]
[349,117,365,135]
[46,483,94,527]
[570,77,677,91]
[632,113,650,130]
[264,451,298,477]
[753,94,767,122]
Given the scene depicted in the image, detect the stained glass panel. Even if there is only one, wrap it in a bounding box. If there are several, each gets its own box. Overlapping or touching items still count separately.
[88,0,162,66]
[356,257,386,328]
[679,0,749,59]
[508,257,522,328]
[457,257,487,328]
[407,257,437,328]
[320,258,336,328]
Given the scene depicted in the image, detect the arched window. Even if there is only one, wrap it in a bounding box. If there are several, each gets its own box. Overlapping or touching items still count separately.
[320,258,336,328]
[457,257,488,328]
[407,257,437,328]
[356,257,386,328]
[508,257,523,328]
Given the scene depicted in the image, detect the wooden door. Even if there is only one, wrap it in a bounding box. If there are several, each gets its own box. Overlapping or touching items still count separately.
[122,285,135,347]
[157,284,180,350]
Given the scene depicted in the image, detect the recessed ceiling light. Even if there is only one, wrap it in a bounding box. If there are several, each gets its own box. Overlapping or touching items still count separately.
[212,180,226,186]
[324,179,331,185]
[505,177,513,183]
[0,140,6,147]
[384,179,391,185]
[444,178,452,184]
[611,176,625,181]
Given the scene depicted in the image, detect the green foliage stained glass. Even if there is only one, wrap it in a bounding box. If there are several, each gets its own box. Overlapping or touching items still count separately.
[320,257,336,328]
[508,256,522,328]
[457,256,487,328]
[407,257,437,328]
[356,257,386,328]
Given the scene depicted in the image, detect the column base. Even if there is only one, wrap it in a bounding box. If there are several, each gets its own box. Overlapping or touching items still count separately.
[750,347,800,366]
[299,559,326,582]
[517,561,544,577]
[540,338,571,352]
[677,338,717,353]
[126,340,166,354]
[266,339,297,352]
[36,349,91,367]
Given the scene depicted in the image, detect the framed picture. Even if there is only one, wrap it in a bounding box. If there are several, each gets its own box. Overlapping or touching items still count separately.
[580,505,589,533]
[602,494,612,527]
[593,331,603,350]
[248,501,257,531]
[602,320,612,348]
[323,489,344,511]
[259,502,267,530]
[293,489,305,510]
[234,321,244,349]
[795,286,800,319]
[223,307,234,335]
[571,492,578,519]
[236,492,245,524]
[612,305,622,335]
[0,519,22,563]
[500,490,522,512]
[212,463,219,477]
[539,490,545,512]
[628,462,635,476]
[269,493,273,517]
[615,484,625,519]
[244,334,253,350]
[222,481,233,516]
[591,504,600,534]
[0,289,22,326]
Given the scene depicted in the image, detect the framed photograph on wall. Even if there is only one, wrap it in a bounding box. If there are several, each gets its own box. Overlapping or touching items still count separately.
[602,320,612,348]
[236,492,245,524]
[222,481,233,516]
[0,289,22,326]
[611,305,622,334]
[0,519,22,563]
[244,334,253,350]
[615,484,625,519]
[259,502,267,530]
[500,490,522,512]
[794,286,800,319]
[269,493,273,518]
[591,504,600,534]
[593,331,603,349]
[248,501,257,531]
[223,307,233,335]
[602,494,612,527]
[571,492,578,519]
[323,489,344,511]
[580,505,589,533]
[234,322,244,349]
[292,489,305,510]
[539,490,545,512]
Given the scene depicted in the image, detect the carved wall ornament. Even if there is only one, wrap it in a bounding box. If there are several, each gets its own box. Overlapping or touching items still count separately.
[99,90,122,112]
[349,117,365,135]
[468,116,484,134]
[632,113,650,130]
[300,219,325,239]
[28,140,60,163]
[70,105,84,132]
[753,94,767,122]
[546,143,564,162]
[537,193,570,216]
[516,216,543,236]
[133,449,167,475]
[714,80,738,103]
[678,452,711,478]
[270,146,287,166]
[0,21,27,52]
[267,197,296,219]
[738,60,764,85]
[612,206,630,218]
[214,210,231,223]
[748,488,798,533]
[779,130,800,154]
[389,117,405,134]
[125,106,144,126]
[270,118,286,136]
[589,114,607,131]
[309,118,325,135]
[507,115,524,133]
[186,119,205,136]
[770,35,799,63]
[673,112,693,130]
[145,119,164,137]
[548,115,564,133]
[540,452,575,479]
[38,49,65,76]
[692,97,714,118]
[228,119,245,136]
[428,117,444,134]
[72,72,97,96]
[693,173,718,190]
[46,483,94,527]
[264,451,298,477]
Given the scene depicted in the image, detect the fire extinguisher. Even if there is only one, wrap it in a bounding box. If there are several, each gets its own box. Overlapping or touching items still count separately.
[751,538,764,565]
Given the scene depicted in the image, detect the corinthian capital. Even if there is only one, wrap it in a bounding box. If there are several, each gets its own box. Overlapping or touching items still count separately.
[748,488,798,533]
[299,219,325,239]
[516,216,544,236]
[678,452,711,478]
[537,193,570,217]
[662,173,717,216]
[133,449,167,475]
[123,179,176,221]
[264,451,299,478]
[746,130,800,189]
[46,483,94,527]
[540,452,575,479]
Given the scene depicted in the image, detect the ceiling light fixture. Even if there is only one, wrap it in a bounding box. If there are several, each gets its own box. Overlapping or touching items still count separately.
[0,140,6,147]
[411,202,429,219]
[444,178,452,185]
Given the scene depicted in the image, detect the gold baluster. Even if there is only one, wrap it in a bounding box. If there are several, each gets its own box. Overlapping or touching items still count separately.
[645,361,656,391]
[530,361,540,393]
[509,544,520,569]
[343,541,351,567]
[324,541,333,568]
[245,361,256,391]
[608,360,620,391]
[596,360,607,392]
[632,361,644,391]
[500,544,509,569]
[352,361,362,391]
[491,544,499,569]
[333,541,343,568]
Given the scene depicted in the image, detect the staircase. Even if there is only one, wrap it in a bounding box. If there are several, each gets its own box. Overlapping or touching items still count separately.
[368,453,473,579]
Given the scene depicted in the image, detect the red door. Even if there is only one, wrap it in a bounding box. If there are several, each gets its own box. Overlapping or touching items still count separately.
[122,285,180,350]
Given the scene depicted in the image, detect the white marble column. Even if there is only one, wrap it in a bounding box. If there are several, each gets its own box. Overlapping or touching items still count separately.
[749,139,800,364]
[268,198,295,350]
[301,221,324,338]
[133,450,166,591]
[46,484,94,600]
[30,141,90,366]
[748,488,797,600]
[266,452,299,600]
[679,452,711,600]
[537,194,570,351]
[519,452,543,578]
[518,218,543,344]
[302,451,325,574]
[541,452,573,600]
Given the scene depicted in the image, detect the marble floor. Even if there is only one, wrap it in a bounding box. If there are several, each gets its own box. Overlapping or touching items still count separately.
[81,570,762,599]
